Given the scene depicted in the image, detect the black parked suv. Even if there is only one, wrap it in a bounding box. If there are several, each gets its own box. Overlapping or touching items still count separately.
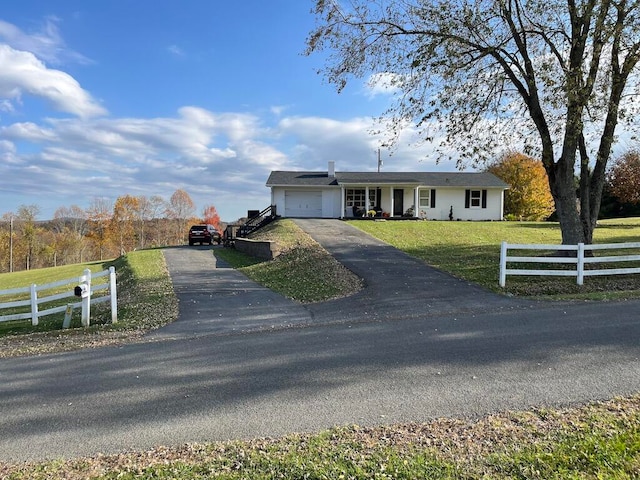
[188,225,221,245]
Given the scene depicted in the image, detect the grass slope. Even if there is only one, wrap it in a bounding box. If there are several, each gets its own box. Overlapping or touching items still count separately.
[216,219,363,303]
[0,249,177,357]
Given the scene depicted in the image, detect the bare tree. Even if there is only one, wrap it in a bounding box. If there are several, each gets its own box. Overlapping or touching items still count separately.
[86,198,113,261]
[52,205,88,264]
[136,195,166,249]
[16,204,41,270]
[307,0,640,244]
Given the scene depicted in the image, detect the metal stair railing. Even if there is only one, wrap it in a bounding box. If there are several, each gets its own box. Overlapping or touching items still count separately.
[236,205,278,238]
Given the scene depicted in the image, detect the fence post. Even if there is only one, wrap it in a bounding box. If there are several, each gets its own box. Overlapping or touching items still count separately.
[30,284,39,326]
[499,241,508,287]
[109,266,118,324]
[80,268,92,327]
[577,243,585,286]
[62,304,73,329]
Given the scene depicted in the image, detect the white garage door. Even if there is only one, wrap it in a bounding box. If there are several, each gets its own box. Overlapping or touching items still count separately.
[284,190,322,217]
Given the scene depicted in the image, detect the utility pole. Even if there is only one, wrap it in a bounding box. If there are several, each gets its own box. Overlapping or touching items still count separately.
[9,215,13,273]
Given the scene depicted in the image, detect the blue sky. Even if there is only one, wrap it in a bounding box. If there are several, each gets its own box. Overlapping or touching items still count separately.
[0,1,456,221]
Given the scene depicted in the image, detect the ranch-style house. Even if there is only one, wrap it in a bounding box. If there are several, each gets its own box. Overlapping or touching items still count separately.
[266,162,509,220]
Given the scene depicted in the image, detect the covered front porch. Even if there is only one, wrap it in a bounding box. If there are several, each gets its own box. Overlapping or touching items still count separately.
[340,184,426,219]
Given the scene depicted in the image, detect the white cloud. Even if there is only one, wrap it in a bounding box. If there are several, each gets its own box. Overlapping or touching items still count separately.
[0,100,460,221]
[364,72,402,98]
[0,17,90,65]
[0,45,106,118]
[1,122,56,142]
[277,115,451,172]
[167,44,185,57]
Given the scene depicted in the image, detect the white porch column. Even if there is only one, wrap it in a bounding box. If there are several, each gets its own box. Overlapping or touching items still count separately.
[365,186,370,211]
[390,186,395,217]
[340,186,345,218]
[414,187,419,217]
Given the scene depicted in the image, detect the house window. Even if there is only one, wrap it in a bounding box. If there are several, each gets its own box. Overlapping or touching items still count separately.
[346,189,366,208]
[346,189,377,209]
[419,189,430,208]
[470,190,482,208]
[465,189,487,208]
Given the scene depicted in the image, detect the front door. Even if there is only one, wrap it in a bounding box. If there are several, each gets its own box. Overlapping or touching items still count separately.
[393,189,404,216]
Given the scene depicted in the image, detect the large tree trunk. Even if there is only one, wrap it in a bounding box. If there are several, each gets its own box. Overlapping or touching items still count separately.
[548,158,585,245]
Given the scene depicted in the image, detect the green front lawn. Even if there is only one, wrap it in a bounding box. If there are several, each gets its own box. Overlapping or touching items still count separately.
[0,249,177,354]
[351,218,640,299]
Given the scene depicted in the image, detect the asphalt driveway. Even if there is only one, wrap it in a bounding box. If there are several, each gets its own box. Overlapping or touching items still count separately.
[0,219,638,462]
[293,218,531,324]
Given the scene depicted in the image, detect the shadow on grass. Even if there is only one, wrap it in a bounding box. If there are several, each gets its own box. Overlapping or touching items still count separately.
[0,261,120,338]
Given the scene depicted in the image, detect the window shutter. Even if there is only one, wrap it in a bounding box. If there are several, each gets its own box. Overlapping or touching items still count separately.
[430,189,436,208]
[482,189,487,208]
[465,189,470,208]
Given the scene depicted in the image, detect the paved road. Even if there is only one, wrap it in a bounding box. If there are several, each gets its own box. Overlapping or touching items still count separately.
[0,220,639,462]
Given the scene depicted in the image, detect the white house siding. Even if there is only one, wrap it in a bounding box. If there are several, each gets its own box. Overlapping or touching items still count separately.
[322,189,342,218]
[271,186,504,220]
[431,188,503,221]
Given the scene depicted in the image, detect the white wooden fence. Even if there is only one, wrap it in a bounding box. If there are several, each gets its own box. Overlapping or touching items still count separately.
[0,267,117,327]
[499,241,640,287]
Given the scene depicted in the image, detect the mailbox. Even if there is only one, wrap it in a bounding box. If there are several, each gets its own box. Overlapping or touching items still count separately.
[74,284,89,298]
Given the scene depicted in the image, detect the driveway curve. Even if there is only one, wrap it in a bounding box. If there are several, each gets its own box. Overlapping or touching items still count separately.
[0,220,638,462]
[293,218,532,324]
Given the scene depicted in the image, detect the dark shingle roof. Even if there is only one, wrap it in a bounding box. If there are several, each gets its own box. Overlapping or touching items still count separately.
[266,171,339,186]
[266,171,508,188]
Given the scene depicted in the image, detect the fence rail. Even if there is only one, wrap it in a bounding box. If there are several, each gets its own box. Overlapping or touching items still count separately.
[499,241,640,287]
[0,267,117,327]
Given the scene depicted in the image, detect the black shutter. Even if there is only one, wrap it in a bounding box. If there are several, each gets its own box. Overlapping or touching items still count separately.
[430,189,436,208]
[482,189,487,208]
[465,189,470,208]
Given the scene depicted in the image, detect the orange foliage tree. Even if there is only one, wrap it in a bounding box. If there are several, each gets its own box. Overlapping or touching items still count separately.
[202,205,221,232]
[487,152,555,221]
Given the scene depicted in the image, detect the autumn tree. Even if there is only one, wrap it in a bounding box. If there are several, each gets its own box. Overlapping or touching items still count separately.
[607,150,640,205]
[487,152,555,221]
[166,189,195,244]
[307,0,640,244]
[202,205,221,232]
[111,195,140,255]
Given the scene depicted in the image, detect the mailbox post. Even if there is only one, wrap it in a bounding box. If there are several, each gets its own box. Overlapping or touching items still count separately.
[74,268,92,327]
